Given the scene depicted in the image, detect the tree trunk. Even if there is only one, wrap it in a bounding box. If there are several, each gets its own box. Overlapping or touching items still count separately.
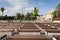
[2,12,3,20]
[2,12,3,17]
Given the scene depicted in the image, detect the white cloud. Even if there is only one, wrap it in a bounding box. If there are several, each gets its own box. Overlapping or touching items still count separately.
[2,0,45,16]
[6,0,29,7]
[5,0,29,16]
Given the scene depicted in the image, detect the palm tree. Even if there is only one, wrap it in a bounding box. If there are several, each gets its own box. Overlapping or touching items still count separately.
[0,7,5,17]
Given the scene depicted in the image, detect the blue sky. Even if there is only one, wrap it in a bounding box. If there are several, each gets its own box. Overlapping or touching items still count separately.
[0,0,60,16]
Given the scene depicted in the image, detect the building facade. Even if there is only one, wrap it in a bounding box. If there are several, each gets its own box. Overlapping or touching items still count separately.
[45,8,54,21]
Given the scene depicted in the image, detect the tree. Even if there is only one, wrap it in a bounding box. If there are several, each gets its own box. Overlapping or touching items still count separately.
[25,13,31,20]
[30,12,34,20]
[21,14,24,20]
[16,13,21,20]
[0,7,5,17]
[33,7,39,19]
[52,11,56,18]
[3,14,8,20]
